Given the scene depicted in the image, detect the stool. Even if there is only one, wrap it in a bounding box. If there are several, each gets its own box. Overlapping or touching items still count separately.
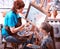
[0,24,19,49]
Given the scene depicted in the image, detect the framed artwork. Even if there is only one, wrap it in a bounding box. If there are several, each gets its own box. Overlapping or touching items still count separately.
[25,3,47,28]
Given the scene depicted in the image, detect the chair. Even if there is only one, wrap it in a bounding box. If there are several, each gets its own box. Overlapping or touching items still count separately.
[0,24,6,49]
[0,24,19,49]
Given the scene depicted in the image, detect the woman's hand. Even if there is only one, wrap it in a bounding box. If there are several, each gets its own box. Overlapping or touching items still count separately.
[27,44,32,47]
[24,22,30,27]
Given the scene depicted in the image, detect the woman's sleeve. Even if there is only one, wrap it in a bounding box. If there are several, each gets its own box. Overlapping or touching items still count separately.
[4,16,8,26]
[8,14,16,27]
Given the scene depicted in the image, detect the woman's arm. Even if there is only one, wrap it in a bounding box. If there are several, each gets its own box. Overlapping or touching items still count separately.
[10,24,24,33]
[10,22,30,33]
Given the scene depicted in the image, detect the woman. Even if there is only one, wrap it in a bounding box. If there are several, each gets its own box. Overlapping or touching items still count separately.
[27,22,55,49]
[2,0,28,44]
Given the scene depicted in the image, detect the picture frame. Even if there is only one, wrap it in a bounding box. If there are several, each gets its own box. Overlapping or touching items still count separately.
[25,3,47,28]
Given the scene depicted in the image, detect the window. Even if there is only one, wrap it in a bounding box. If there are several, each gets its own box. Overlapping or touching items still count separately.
[0,0,14,8]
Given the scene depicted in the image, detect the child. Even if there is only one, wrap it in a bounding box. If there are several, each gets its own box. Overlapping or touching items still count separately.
[27,22,55,49]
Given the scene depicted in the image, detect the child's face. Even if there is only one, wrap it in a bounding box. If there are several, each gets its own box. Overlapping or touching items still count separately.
[39,28,47,35]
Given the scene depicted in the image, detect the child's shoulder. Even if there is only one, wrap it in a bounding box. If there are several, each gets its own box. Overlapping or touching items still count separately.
[41,36,53,49]
[44,36,53,44]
